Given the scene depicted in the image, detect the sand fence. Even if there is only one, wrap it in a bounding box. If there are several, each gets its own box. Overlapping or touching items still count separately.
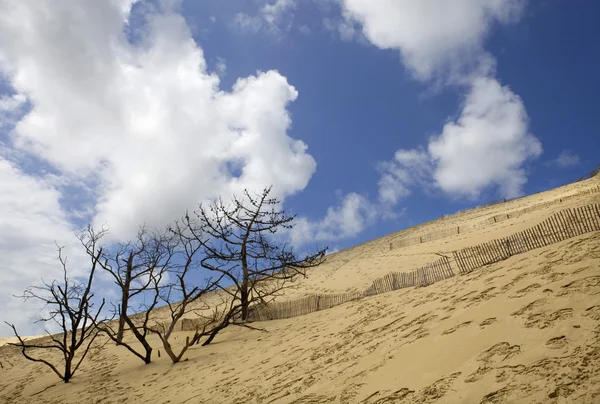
[153,202,599,330]
[242,202,600,323]
[390,185,600,250]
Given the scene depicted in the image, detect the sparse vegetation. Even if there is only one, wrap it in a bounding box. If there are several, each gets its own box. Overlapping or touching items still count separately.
[5,241,106,383]
[184,186,327,323]
[4,186,327,377]
[87,225,177,364]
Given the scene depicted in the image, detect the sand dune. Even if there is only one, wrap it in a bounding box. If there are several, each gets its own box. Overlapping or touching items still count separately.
[1,177,599,403]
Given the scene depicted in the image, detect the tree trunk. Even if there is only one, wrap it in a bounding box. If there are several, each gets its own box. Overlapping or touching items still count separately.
[240,286,249,321]
[116,268,132,343]
[63,357,73,383]
[240,243,249,321]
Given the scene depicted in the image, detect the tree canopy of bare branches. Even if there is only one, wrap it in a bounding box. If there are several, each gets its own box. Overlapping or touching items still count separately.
[6,186,327,373]
[148,222,223,363]
[181,186,327,329]
[85,225,177,364]
[5,242,105,383]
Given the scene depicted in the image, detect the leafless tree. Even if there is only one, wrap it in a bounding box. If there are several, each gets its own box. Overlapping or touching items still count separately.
[5,243,105,383]
[148,221,223,363]
[84,225,177,364]
[182,186,327,329]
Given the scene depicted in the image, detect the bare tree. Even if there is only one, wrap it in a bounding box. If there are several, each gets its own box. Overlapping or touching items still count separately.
[5,243,105,383]
[84,225,177,364]
[183,186,327,328]
[148,221,223,363]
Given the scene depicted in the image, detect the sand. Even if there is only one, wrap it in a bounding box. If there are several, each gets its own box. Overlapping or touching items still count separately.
[1,176,599,403]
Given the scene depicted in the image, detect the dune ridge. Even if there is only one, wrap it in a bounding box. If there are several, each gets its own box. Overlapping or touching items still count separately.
[1,176,599,403]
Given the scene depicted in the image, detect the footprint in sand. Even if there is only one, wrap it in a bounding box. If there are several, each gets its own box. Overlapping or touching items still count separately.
[421,373,463,401]
[525,308,574,329]
[477,342,521,363]
[509,283,541,299]
[583,305,600,321]
[545,336,568,349]
[442,321,472,335]
[465,342,521,384]
[466,287,497,306]
[480,386,512,404]
[511,298,547,317]
[558,276,600,296]
[500,273,529,293]
[479,317,497,328]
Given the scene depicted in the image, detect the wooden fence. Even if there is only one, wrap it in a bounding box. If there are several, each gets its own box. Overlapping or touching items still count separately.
[453,203,600,273]
[158,202,599,329]
[390,185,600,250]
[247,292,366,322]
[369,256,454,293]
[245,256,455,322]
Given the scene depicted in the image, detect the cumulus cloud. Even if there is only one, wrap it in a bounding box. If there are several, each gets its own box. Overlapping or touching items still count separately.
[377,148,432,204]
[289,192,377,246]
[338,0,542,200]
[428,77,542,198]
[551,149,580,168]
[0,0,325,335]
[0,157,85,336]
[377,79,541,200]
[340,0,524,81]
[0,0,317,241]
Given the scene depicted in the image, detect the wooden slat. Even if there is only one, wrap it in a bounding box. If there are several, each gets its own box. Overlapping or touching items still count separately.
[467,247,478,271]
[542,218,554,244]
[586,205,600,230]
[453,251,464,273]
[552,213,566,242]
[559,211,574,239]
[529,227,540,249]
[535,225,545,247]
[586,205,598,230]
[579,206,591,233]
[571,208,585,235]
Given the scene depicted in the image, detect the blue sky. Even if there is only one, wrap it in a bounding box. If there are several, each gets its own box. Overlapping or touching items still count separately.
[183,0,600,244]
[0,0,598,334]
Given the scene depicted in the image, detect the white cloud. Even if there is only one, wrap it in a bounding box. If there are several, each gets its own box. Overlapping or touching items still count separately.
[428,77,542,198]
[232,0,296,36]
[232,12,263,33]
[290,192,377,246]
[377,148,431,204]
[340,0,525,81]
[378,78,541,200]
[0,0,322,335]
[0,93,27,127]
[339,0,541,200]
[0,157,85,336]
[551,149,580,168]
[215,57,227,77]
[323,17,360,42]
[0,1,317,242]
[262,0,296,28]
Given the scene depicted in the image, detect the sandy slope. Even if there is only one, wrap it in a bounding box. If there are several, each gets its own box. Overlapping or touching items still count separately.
[1,177,599,404]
